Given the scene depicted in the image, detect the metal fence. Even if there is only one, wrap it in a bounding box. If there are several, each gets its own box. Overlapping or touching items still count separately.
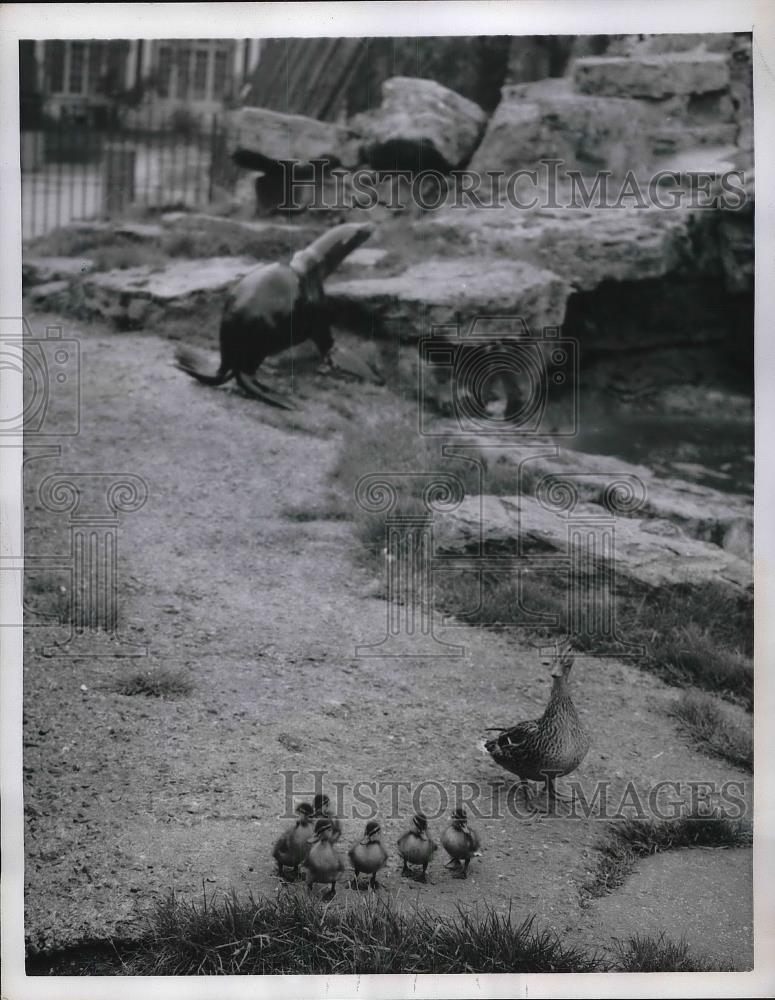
[20,110,234,239]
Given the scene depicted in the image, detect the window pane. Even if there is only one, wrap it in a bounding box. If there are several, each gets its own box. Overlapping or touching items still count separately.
[46,40,65,94]
[193,50,208,100]
[88,41,104,92]
[176,46,191,99]
[69,42,85,94]
[158,46,171,97]
[213,50,227,97]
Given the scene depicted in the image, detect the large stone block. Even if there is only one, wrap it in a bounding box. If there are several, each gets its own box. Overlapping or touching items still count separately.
[227,106,360,173]
[469,78,649,176]
[327,258,569,340]
[434,493,751,593]
[573,52,730,99]
[416,205,693,293]
[50,257,259,329]
[352,76,486,172]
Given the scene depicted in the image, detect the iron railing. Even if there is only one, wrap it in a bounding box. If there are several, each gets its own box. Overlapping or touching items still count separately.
[20,109,236,239]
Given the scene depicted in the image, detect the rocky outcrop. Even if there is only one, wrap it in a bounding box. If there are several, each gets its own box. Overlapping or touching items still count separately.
[434,493,751,593]
[573,52,730,99]
[31,257,258,329]
[469,78,649,176]
[160,212,319,257]
[228,106,360,172]
[469,439,753,559]
[327,258,570,339]
[476,41,745,177]
[23,256,94,288]
[352,76,486,172]
[415,205,693,293]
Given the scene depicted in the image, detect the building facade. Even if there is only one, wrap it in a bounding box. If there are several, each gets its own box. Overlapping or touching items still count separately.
[24,39,262,125]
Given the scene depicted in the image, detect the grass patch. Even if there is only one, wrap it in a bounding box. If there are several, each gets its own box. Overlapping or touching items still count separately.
[669,690,752,772]
[329,410,753,709]
[110,891,603,975]
[329,410,527,566]
[433,570,752,709]
[114,668,192,699]
[614,933,734,972]
[584,810,752,901]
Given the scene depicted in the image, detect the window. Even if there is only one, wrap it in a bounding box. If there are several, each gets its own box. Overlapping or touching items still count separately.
[176,46,191,99]
[157,46,172,97]
[68,42,85,94]
[193,49,208,100]
[212,49,228,97]
[46,40,65,93]
[88,41,104,92]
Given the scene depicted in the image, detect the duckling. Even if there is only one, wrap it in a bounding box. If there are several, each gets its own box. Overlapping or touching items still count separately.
[349,820,388,889]
[397,812,437,882]
[272,802,315,879]
[312,793,343,843]
[304,817,344,900]
[441,807,481,879]
[483,641,590,814]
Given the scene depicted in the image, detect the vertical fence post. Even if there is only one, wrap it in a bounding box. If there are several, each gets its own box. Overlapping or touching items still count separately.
[208,112,217,204]
[103,141,136,218]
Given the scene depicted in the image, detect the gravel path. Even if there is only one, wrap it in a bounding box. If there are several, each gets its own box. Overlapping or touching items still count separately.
[23,315,752,962]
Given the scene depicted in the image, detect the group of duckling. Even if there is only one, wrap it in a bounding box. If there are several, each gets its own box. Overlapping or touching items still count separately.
[272,794,481,900]
[273,643,590,900]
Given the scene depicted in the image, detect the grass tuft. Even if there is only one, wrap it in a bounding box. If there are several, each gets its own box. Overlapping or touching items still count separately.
[669,689,752,772]
[26,891,743,975]
[584,810,751,901]
[118,890,603,975]
[614,933,734,972]
[114,668,193,699]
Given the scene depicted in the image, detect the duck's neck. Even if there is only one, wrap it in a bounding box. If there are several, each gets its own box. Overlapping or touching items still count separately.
[545,674,573,712]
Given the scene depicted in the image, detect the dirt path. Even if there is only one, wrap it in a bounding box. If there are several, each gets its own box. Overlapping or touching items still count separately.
[23,314,752,964]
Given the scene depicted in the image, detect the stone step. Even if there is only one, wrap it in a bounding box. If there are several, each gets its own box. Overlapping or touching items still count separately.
[30,256,259,329]
[159,212,319,255]
[434,493,751,593]
[466,438,752,559]
[415,205,693,293]
[23,256,95,288]
[473,75,738,174]
[327,258,570,340]
[573,51,730,99]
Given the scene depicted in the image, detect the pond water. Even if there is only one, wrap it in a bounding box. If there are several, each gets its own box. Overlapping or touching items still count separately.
[570,410,754,496]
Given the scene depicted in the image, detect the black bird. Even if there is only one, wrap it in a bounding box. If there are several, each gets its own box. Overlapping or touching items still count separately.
[174,222,382,408]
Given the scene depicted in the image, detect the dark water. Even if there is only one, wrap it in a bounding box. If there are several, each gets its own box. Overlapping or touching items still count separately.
[570,412,754,496]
